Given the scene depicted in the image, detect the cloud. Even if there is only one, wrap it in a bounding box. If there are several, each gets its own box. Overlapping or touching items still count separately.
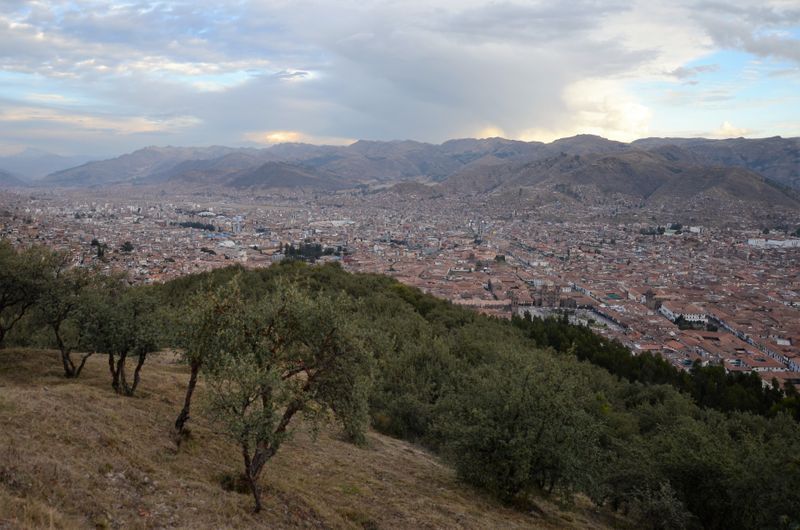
[520,79,653,142]
[691,1,800,64]
[243,129,354,146]
[712,120,749,138]
[0,0,797,155]
[475,126,507,139]
[0,104,201,134]
[25,93,74,103]
[667,64,720,79]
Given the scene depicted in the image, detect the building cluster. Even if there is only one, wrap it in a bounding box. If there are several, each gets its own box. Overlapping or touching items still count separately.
[1,185,799,386]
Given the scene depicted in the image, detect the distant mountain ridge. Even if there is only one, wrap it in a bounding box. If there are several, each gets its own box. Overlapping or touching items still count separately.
[631,136,800,190]
[0,169,28,188]
[45,146,239,187]
[0,148,96,179]
[33,134,799,207]
[441,148,797,208]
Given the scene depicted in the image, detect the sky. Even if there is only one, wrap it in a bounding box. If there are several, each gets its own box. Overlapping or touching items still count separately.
[0,0,799,156]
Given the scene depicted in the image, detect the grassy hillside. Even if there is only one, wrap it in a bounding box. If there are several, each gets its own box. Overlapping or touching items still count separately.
[0,348,621,529]
[3,253,798,529]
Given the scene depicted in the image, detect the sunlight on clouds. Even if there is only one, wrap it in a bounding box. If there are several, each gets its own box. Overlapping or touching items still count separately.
[564,80,653,141]
[26,93,72,103]
[0,107,201,134]
[713,121,749,138]
[475,126,506,139]
[115,58,272,92]
[244,130,306,144]
[243,130,354,146]
[519,80,652,142]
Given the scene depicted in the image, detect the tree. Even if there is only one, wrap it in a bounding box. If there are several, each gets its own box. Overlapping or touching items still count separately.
[84,285,160,396]
[0,240,54,346]
[439,350,602,502]
[33,261,97,377]
[200,282,373,512]
[630,482,690,530]
[120,241,134,252]
[172,281,240,437]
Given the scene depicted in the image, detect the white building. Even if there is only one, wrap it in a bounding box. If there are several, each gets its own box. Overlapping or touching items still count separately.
[659,301,708,324]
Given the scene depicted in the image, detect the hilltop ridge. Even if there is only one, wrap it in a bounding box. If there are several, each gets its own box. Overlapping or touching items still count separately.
[33,135,799,208]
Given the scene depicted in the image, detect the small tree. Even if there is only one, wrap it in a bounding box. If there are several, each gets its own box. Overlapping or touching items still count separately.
[173,281,251,437]
[85,285,160,396]
[200,282,373,512]
[0,241,55,346]
[33,261,97,377]
[631,481,690,530]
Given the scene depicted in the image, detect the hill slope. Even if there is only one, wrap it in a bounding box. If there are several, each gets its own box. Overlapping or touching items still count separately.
[442,149,799,208]
[44,146,239,187]
[0,349,619,529]
[0,169,27,188]
[633,136,800,190]
[226,161,347,190]
[0,149,95,179]
[38,135,799,197]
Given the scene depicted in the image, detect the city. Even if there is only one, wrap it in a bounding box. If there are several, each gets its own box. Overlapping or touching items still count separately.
[2,1,800,526]
[3,184,798,387]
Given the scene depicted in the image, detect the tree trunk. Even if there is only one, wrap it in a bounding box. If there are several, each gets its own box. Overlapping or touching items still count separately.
[242,443,263,513]
[128,351,147,396]
[74,353,92,378]
[175,360,201,435]
[109,352,128,394]
[118,355,128,393]
[55,325,76,378]
[61,351,76,378]
[247,470,262,513]
[108,353,119,392]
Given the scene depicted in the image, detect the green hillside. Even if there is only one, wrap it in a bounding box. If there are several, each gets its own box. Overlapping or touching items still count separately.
[1,241,800,529]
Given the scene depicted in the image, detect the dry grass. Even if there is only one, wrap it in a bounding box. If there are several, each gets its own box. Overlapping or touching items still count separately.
[0,349,623,529]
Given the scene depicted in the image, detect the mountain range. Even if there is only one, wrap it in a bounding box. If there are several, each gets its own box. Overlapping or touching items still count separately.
[442,147,798,208]
[20,135,800,208]
[0,148,96,181]
[0,169,27,188]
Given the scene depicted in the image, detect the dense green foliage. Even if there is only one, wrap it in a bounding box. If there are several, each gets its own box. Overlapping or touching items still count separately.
[172,221,217,231]
[2,242,800,528]
[154,261,799,529]
[0,240,56,345]
[176,280,374,510]
[511,313,799,420]
[282,242,341,261]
